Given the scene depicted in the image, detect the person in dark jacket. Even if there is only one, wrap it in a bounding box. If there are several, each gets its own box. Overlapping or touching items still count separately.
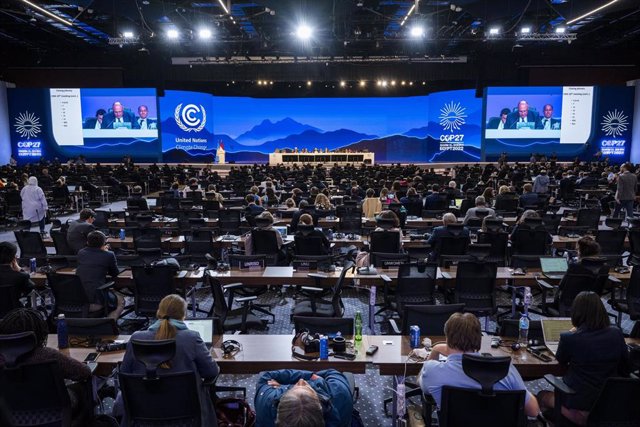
[76,231,123,318]
[114,294,219,426]
[255,369,353,427]
[0,242,34,315]
[537,291,629,426]
[126,185,149,211]
[66,208,96,254]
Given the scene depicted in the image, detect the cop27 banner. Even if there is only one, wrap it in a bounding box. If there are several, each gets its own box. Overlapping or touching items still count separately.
[160,90,216,163]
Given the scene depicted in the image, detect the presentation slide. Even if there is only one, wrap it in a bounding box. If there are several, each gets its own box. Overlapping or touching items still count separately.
[160,90,482,164]
[483,86,634,161]
[8,88,160,163]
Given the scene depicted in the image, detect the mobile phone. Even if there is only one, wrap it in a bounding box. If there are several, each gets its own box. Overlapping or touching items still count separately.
[333,352,356,360]
[84,352,99,363]
[527,348,552,362]
[366,345,379,356]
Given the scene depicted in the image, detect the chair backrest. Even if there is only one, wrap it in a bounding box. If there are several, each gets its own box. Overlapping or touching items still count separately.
[292,316,354,336]
[369,230,401,254]
[576,208,601,229]
[454,261,498,313]
[586,377,640,426]
[624,267,640,318]
[330,262,355,317]
[498,319,544,341]
[131,265,178,317]
[395,263,438,309]
[13,231,47,261]
[208,274,231,323]
[0,284,23,319]
[557,261,610,315]
[133,228,163,251]
[438,354,525,427]
[47,273,92,318]
[596,229,627,255]
[401,304,465,335]
[218,209,241,234]
[338,216,362,234]
[119,340,202,427]
[294,234,329,256]
[0,332,37,367]
[66,318,119,338]
[494,195,519,212]
[477,231,509,264]
[511,228,549,255]
[251,229,280,255]
[50,230,74,256]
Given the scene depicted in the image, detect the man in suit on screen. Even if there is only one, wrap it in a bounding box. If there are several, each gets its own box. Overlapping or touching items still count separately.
[505,100,538,129]
[83,109,106,129]
[133,105,157,130]
[487,108,511,130]
[102,101,135,129]
[536,104,561,130]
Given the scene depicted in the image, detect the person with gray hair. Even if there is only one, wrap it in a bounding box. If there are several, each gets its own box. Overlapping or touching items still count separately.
[20,176,48,233]
[462,195,496,225]
[255,369,353,427]
[427,212,470,261]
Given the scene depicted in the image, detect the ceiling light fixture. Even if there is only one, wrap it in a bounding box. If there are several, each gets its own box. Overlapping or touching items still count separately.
[410,26,425,38]
[296,24,313,40]
[167,29,179,39]
[566,0,619,25]
[520,27,531,34]
[555,27,566,33]
[20,0,73,26]
[199,28,212,39]
[489,27,500,35]
[400,3,416,27]
[123,31,135,38]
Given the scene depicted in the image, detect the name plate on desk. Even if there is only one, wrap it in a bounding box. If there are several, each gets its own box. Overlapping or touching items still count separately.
[293,260,317,271]
[239,260,264,271]
[381,259,404,269]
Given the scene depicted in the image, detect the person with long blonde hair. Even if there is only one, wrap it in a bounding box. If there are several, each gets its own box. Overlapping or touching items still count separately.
[114,295,219,426]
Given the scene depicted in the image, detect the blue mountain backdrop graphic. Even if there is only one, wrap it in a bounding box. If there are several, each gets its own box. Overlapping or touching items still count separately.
[235,118,322,145]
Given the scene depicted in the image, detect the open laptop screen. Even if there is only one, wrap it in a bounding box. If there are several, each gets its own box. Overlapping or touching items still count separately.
[184,318,214,344]
[541,318,573,344]
[540,257,568,274]
[273,226,288,238]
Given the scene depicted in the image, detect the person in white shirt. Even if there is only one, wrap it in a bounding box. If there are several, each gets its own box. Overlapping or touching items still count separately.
[135,105,156,130]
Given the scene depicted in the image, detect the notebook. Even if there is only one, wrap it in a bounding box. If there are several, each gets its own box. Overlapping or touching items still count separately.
[541,318,573,355]
[540,257,568,280]
[184,318,215,348]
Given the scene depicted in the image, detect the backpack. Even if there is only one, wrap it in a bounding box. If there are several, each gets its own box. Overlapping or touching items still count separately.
[215,397,256,427]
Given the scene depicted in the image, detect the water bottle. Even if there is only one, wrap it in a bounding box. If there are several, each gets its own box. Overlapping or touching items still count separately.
[57,314,69,349]
[119,228,125,240]
[518,314,530,348]
[355,310,363,341]
[319,335,328,360]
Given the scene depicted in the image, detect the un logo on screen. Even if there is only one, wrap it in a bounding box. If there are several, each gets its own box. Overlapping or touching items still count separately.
[174,103,207,132]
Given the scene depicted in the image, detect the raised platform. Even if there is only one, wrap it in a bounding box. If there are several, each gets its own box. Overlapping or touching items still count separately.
[268,152,375,165]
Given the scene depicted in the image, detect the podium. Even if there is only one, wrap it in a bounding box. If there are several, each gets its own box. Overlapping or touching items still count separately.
[216,146,225,164]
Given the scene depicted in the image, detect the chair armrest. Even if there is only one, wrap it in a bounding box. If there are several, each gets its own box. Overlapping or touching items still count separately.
[307,273,328,279]
[536,279,554,290]
[608,275,622,285]
[543,374,576,395]
[235,295,258,303]
[380,274,392,282]
[389,318,401,334]
[98,281,115,290]
[300,286,324,293]
[222,283,244,291]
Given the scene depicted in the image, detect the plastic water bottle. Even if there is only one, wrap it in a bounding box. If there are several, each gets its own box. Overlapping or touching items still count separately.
[355,310,363,341]
[57,314,69,349]
[319,335,328,360]
[119,228,125,240]
[396,381,406,419]
[518,314,530,348]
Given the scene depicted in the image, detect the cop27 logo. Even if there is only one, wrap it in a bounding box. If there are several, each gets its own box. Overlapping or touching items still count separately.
[14,111,42,139]
[600,109,628,138]
[439,101,467,133]
[174,103,207,132]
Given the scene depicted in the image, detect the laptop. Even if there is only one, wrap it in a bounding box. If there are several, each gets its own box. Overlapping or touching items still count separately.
[184,318,215,349]
[146,198,157,208]
[274,226,288,238]
[540,257,568,280]
[67,185,76,192]
[541,318,573,355]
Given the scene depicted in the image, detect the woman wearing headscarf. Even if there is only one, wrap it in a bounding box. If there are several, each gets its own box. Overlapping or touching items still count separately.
[20,176,48,233]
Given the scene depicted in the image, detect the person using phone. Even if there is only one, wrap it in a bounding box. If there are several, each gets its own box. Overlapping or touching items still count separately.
[254,369,353,427]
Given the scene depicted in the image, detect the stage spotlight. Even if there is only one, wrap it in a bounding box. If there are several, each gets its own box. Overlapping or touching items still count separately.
[296,24,313,40]
[307,81,312,86]
[488,27,500,36]
[410,26,425,38]
[401,81,406,86]
[376,80,382,86]
[409,82,414,86]
[199,28,212,39]
[167,29,179,39]
[520,27,531,34]
[269,81,273,85]
[123,31,135,38]
[555,27,566,34]
[340,81,346,87]
[390,80,396,86]
[359,80,366,87]
[381,80,388,87]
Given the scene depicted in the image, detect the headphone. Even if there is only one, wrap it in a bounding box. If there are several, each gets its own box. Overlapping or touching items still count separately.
[291,330,320,361]
[222,340,242,358]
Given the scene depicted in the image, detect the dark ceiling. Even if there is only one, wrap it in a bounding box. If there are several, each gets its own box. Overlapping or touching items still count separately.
[1,0,639,91]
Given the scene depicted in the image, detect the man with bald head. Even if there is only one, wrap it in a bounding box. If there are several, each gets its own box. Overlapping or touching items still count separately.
[255,369,353,427]
[506,100,539,129]
[102,101,135,129]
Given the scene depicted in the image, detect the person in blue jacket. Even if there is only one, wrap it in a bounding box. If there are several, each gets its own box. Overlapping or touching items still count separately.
[255,369,353,427]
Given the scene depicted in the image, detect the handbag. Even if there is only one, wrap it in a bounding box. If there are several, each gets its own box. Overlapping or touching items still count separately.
[215,397,256,427]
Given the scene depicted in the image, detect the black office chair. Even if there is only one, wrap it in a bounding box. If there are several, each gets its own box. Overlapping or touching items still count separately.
[131,265,178,321]
[291,261,355,319]
[498,319,544,342]
[206,273,269,333]
[218,209,242,235]
[48,273,110,318]
[184,229,216,266]
[432,354,527,427]
[510,227,550,269]
[596,229,627,265]
[435,224,470,266]
[14,231,48,266]
[392,263,438,316]
[389,303,465,335]
[294,225,330,256]
[537,259,610,316]
[0,283,23,319]
[250,228,288,266]
[0,331,75,426]
[543,376,640,427]
[50,230,75,256]
[118,339,203,427]
[292,316,354,336]
[452,261,498,331]
[628,228,640,266]
[576,207,601,230]
[369,230,402,254]
[608,266,640,327]
[403,197,423,217]
[338,215,363,235]
[66,317,119,338]
[477,231,509,266]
